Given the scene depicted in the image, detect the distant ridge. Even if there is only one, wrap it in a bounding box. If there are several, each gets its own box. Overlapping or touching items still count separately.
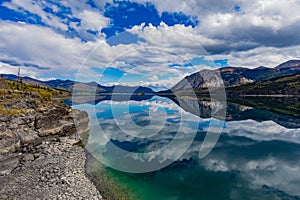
[226,72,300,96]
[0,74,154,94]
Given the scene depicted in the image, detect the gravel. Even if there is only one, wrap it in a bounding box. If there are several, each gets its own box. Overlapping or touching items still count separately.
[0,140,103,200]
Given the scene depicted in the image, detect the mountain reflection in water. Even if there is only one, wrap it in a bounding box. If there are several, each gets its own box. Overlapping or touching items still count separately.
[71,94,300,200]
[70,94,300,129]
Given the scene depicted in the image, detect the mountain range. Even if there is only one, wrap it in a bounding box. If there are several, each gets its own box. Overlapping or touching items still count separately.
[167,60,300,96]
[1,60,300,96]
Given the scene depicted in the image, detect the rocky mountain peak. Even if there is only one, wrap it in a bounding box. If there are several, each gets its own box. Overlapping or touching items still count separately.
[275,60,300,70]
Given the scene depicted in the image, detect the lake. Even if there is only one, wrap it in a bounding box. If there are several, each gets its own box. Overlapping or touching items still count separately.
[72,95,300,200]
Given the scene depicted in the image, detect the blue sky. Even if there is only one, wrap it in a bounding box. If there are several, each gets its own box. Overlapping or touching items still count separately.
[0,0,299,89]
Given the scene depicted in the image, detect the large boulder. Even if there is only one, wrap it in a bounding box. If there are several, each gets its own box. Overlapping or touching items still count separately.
[34,105,69,130]
[16,129,39,146]
[34,105,89,138]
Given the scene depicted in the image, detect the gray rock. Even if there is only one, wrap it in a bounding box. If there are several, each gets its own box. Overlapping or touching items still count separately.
[34,106,69,130]
[23,154,34,162]
[13,117,25,125]
[36,109,89,138]
[34,153,41,159]
[0,122,6,132]
[8,122,19,130]
[0,156,19,176]
[37,125,64,137]
[0,132,20,154]
[0,115,9,122]
[16,129,39,146]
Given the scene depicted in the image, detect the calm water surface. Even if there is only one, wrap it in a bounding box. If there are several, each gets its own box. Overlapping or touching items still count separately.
[72,95,300,200]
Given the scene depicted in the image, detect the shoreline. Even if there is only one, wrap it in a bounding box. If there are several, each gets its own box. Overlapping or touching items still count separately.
[84,150,138,200]
[0,89,103,199]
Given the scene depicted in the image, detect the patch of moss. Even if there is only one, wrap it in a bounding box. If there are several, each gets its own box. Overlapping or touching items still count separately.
[0,108,21,115]
[38,90,53,100]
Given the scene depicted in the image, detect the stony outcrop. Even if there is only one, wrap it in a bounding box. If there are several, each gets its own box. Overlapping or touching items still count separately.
[0,92,102,199]
[0,102,89,154]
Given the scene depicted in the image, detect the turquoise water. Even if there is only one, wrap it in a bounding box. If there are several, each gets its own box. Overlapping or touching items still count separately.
[73,96,300,200]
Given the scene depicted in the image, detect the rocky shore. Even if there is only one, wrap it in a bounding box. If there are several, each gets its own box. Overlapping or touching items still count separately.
[0,91,103,199]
